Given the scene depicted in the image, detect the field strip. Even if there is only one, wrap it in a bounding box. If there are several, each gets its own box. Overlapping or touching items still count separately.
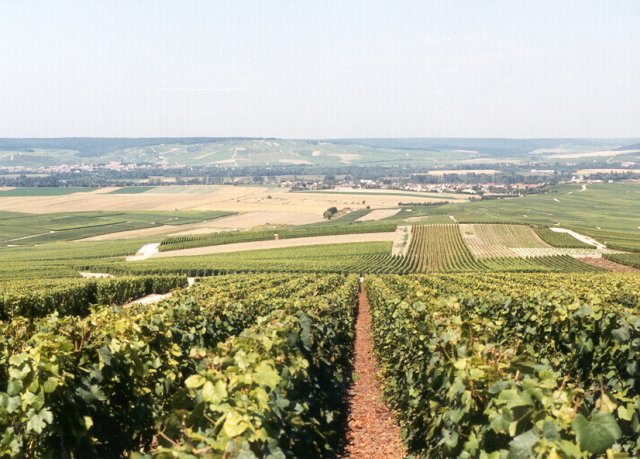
[578,257,640,273]
[0,185,457,214]
[81,211,322,241]
[391,225,412,256]
[550,227,604,249]
[344,283,406,458]
[461,224,550,258]
[356,208,400,222]
[4,230,55,243]
[129,233,396,260]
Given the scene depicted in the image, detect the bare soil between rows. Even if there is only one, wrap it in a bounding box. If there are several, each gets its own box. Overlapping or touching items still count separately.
[343,285,406,458]
[579,257,640,273]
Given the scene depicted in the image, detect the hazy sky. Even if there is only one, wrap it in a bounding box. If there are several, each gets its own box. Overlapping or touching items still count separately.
[1,0,638,138]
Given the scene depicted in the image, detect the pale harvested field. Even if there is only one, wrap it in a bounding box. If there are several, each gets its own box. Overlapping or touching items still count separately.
[546,149,640,159]
[416,169,499,176]
[0,187,15,191]
[356,208,400,222]
[138,232,396,260]
[577,169,640,175]
[306,189,467,200]
[0,185,464,214]
[89,187,121,194]
[405,216,432,223]
[175,211,323,231]
[579,257,640,273]
[391,226,412,256]
[82,211,322,241]
[461,224,550,258]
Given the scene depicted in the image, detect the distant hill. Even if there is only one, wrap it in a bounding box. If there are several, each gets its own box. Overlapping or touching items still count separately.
[615,143,640,151]
[0,137,261,157]
[0,137,638,168]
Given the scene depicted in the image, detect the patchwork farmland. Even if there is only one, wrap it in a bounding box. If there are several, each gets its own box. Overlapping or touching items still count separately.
[1,183,639,457]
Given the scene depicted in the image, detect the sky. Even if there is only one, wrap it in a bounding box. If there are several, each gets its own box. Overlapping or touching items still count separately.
[0,0,638,138]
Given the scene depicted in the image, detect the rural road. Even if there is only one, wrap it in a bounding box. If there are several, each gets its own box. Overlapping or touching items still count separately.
[130,233,397,260]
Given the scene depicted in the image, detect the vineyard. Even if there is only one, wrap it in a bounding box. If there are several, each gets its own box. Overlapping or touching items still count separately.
[572,227,640,253]
[2,271,639,457]
[80,224,606,277]
[0,275,187,320]
[0,274,358,457]
[366,273,640,457]
[403,224,485,272]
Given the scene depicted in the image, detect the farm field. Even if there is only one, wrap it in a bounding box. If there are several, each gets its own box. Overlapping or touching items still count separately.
[577,168,640,175]
[147,232,397,259]
[1,219,618,284]
[74,224,602,278]
[0,211,233,246]
[5,1,640,454]
[157,220,397,252]
[81,211,322,241]
[404,224,484,272]
[355,208,400,221]
[404,183,640,251]
[0,184,469,215]
[0,185,639,458]
[0,187,98,196]
[298,189,465,201]
[460,223,549,257]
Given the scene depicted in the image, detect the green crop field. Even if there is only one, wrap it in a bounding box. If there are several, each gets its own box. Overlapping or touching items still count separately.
[0,210,234,246]
[0,187,97,196]
[108,186,157,194]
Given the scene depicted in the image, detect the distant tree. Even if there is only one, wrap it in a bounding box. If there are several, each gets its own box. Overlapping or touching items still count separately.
[323,206,339,220]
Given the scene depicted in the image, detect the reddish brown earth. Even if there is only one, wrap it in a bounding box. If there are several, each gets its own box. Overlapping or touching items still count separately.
[579,257,640,273]
[343,285,407,459]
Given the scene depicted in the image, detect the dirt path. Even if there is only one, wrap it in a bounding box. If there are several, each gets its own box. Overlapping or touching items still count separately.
[124,277,196,306]
[550,227,605,249]
[344,285,406,459]
[79,272,113,278]
[4,230,55,242]
[391,226,412,256]
[579,257,640,273]
[126,242,161,261]
[135,232,396,260]
[356,208,400,222]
